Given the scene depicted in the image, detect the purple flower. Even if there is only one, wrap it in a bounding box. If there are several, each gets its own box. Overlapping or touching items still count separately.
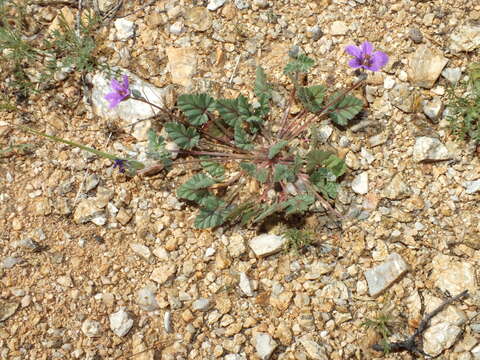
[104,75,130,109]
[345,41,389,72]
[113,158,126,173]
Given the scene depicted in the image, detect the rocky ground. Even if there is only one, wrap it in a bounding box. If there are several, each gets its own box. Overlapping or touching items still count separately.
[1,0,480,359]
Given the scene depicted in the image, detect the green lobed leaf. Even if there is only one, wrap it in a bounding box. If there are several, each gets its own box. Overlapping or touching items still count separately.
[306,150,346,177]
[253,202,288,223]
[255,66,272,101]
[328,94,363,126]
[284,194,315,215]
[201,159,226,179]
[177,93,215,126]
[239,162,268,183]
[177,173,216,203]
[273,164,295,183]
[309,168,340,199]
[297,85,326,113]
[164,122,199,150]
[195,196,229,228]
[214,95,252,128]
[234,123,254,150]
[284,54,315,75]
[268,140,289,159]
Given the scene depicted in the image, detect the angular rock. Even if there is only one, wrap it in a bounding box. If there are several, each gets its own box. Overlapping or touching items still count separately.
[249,234,286,257]
[389,83,415,113]
[150,264,176,284]
[239,272,254,297]
[114,18,135,41]
[207,0,226,11]
[464,179,480,194]
[136,287,159,311]
[185,7,211,32]
[192,298,211,311]
[81,319,102,338]
[381,173,411,200]
[74,199,104,225]
[299,335,328,360]
[364,252,409,297]
[164,311,172,333]
[132,333,154,360]
[91,70,174,141]
[423,322,462,357]
[431,254,476,296]
[0,301,19,322]
[413,136,451,162]
[1,256,23,269]
[450,25,480,53]
[234,0,249,10]
[109,308,133,337]
[166,47,197,88]
[330,21,348,35]
[130,243,152,262]
[228,234,246,257]
[423,97,444,121]
[441,68,462,85]
[351,172,368,195]
[407,45,448,88]
[253,332,277,360]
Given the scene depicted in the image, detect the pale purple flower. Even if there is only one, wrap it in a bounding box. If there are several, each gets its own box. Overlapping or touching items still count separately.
[345,41,389,72]
[104,75,130,109]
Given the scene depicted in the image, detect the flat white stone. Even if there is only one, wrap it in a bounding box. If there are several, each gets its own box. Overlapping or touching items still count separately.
[351,172,368,195]
[423,322,462,357]
[413,136,451,162]
[114,18,135,41]
[253,332,277,360]
[109,308,133,337]
[239,272,254,297]
[249,234,286,257]
[364,253,409,297]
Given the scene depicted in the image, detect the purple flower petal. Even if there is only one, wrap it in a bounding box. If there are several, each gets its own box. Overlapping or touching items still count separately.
[122,75,129,89]
[110,78,124,92]
[361,41,373,56]
[348,58,362,69]
[369,51,389,71]
[345,45,362,58]
[105,92,122,108]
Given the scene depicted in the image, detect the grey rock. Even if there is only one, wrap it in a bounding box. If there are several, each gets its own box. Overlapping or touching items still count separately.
[365,252,409,297]
[239,272,254,297]
[81,319,102,338]
[368,132,389,147]
[169,20,184,35]
[234,0,249,9]
[389,83,415,113]
[109,308,133,337]
[305,261,332,280]
[114,18,135,41]
[0,301,19,322]
[1,256,23,269]
[308,25,323,41]
[299,335,328,359]
[11,238,39,250]
[450,25,480,53]
[164,311,172,333]
[316,125,333,143]
[249,234,286,257]
[351,172,369,195]
[407,45,448,88]
[382,173,411,200]
[413,136,452,162]
[192,298,211,311]
[423,98,444,121]
[441,68,462,85]
[130,243,152,262]
[84,174,100,192]
[409,27,423,44]
[136,287,159,311]
[464,179,480,194]
[91,69,174,141]
[253,332,277,360]
[207,0,226,11]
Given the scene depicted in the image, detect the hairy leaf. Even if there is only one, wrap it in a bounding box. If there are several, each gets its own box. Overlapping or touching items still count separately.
[268,140,289,159]
[328,94,363,126]
[284,54,315,75]
[177,93,215,126]
[164,122,199,150]
[306,150,346,177]
[214,95,252,127]
[309,168,339,199]
[298,85,326,113]
[195,196,229,228]
[234,123,254,150]
[255,66,272,101]
[201,159,226,179]
[240,162,268,183]
[253,202,288,223]
[284,194,315,215]
[273,164,295,183]
[177,173,216,203]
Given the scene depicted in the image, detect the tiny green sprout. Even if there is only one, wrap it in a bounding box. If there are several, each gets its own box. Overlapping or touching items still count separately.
[282,228,315,254]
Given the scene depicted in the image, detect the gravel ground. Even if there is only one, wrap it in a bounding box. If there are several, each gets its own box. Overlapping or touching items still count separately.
[1,0,480,359]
